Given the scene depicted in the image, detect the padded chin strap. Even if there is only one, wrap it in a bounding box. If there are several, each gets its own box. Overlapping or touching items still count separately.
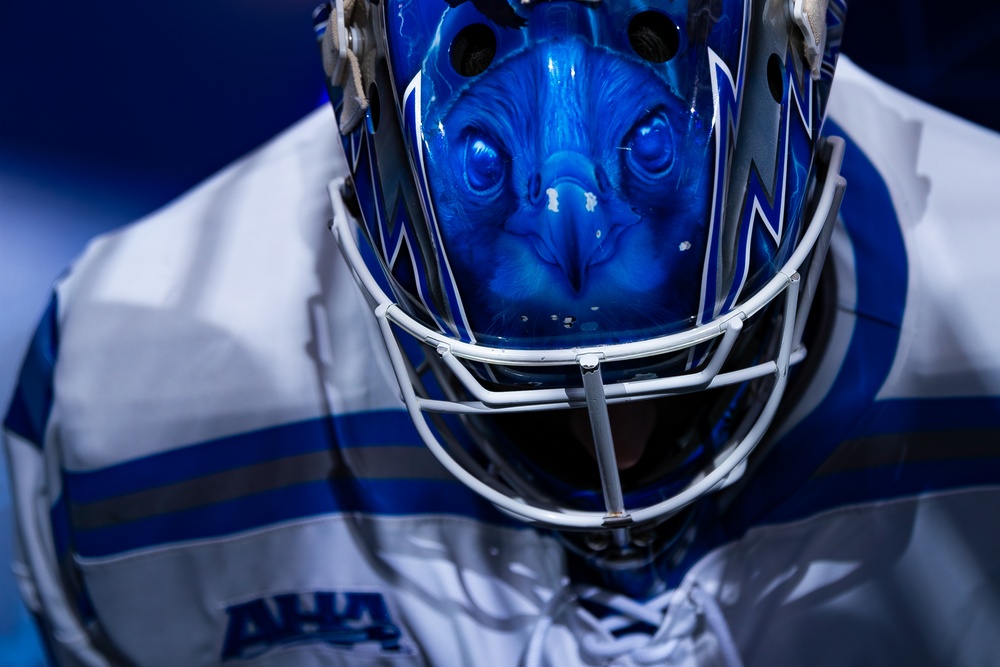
[323,0,375,134]
[791,0,829,79]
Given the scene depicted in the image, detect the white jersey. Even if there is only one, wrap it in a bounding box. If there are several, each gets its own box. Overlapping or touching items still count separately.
[5,58,1000,667]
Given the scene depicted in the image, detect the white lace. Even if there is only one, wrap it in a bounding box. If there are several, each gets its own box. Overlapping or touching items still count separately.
[521,582,744,667]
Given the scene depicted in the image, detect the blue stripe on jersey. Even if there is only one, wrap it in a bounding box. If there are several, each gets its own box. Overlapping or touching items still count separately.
[71,477,513,558]
[4,294,60,447]
[825,119,908,328]
[59,411,518,558]
[727,123,909,529]
[63,410,422,504]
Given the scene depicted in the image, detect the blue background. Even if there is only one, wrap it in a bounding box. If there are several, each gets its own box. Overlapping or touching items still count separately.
[0,1,997,663]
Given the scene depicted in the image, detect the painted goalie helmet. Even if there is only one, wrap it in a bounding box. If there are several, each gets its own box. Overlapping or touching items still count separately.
[317,0,847,537]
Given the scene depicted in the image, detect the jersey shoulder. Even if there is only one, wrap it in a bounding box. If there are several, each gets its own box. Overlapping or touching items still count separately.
[60,106,345,325]
[829,57,1000,402]
[10,108,404,473]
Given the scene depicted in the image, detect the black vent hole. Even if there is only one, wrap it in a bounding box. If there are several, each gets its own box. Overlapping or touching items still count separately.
[628,11,680,63]
[767,53,785,103]
[451,24,497,77]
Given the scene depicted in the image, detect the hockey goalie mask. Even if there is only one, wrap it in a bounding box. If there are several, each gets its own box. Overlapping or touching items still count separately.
[317,0,847,532]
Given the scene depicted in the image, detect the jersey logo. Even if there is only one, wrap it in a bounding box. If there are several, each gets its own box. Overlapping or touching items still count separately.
[221,591,414,661]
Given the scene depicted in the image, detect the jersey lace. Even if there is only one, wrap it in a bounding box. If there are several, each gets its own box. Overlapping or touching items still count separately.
[520,582,744,667]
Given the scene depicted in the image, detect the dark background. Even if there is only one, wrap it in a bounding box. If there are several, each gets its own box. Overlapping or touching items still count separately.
[0,1,998,663]
[2,0,998,203]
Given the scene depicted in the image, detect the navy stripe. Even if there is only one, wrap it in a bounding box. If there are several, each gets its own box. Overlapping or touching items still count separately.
[815,428,1000,475]
[64,411,421,504]
[4,294,60,446]
[51,493,71,558]
[72,477,515,558]
[862,397,1000,436]
[761,460,1000,526]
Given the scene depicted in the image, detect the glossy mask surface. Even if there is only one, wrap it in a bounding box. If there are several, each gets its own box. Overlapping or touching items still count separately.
[324,0,847,535]
[349,0,834,351]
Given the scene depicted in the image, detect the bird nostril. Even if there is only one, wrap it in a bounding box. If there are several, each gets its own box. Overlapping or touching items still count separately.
[595,166,610,195]
[528,171,542,204]
[528,172,543,203]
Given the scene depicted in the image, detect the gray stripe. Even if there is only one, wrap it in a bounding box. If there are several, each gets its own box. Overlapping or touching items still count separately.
[814,429,1000,476]
[71,446,453,530]
[341,446,455,483]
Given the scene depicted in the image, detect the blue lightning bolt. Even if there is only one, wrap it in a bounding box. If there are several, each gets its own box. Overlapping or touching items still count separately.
[697,0,752,327]
[721,53,814,314]
[341,84,449,338]
[403,74,476,342]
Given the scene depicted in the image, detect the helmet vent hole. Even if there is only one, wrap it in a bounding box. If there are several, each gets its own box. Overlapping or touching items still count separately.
[628,11,679,63]
[767,53,784,103]
[451,24,497,77]
[367,81,381,132]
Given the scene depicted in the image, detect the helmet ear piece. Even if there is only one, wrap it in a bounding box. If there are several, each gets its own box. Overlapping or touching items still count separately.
[791,0,829,79]
[319,0,376,134]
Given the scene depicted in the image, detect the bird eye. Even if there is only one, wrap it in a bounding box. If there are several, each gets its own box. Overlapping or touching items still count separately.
[625,110,674,175]
[464,132,507,193]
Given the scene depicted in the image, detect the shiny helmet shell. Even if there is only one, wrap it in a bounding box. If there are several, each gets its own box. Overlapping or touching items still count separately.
[317,0,848,532]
